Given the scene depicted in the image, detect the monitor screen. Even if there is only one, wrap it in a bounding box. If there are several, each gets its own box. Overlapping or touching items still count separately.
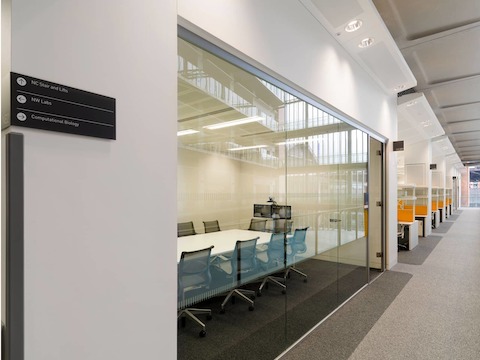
[253,204,272,218]
[272,205,291,219]
[253,204,291,219]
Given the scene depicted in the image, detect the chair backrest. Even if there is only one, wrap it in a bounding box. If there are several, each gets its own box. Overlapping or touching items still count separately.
[231,237,259,281]
[248,218,267,232]
[266,232,286,266]
[177,221,196,237]
[203,220,221,233]
[273,219,293,234]
[178,245,214,297]
[290,227,309,254]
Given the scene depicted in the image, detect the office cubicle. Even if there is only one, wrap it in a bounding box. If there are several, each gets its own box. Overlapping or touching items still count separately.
[177,34,371,359]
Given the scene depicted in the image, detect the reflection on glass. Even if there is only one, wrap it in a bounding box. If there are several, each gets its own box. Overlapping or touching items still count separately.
[177,37,370,359]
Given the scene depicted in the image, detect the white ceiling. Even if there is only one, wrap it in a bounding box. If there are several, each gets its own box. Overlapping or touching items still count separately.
[373,0,480,166]
[299,0,417,94]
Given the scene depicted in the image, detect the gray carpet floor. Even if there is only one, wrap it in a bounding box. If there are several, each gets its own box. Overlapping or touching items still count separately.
[281,208,480,360]
[279,271,412,360]
[178,260,368,360]
[397,235,442,265]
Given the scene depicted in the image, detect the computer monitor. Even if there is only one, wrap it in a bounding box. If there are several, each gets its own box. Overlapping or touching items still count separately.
[253,204,272,218]
[272,205,291,219]
[253,204,291,219]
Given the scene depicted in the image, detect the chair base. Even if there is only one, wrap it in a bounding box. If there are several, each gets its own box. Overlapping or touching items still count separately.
[178,308,212,337]
[220,288,255,312]
[285,266,308,282]
[258,275,286,296]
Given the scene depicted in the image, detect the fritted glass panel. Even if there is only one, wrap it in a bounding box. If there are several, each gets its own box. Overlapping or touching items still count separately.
[177,37,369,359]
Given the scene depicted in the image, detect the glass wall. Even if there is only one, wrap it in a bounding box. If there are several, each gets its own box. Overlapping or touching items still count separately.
[177,36,370,359]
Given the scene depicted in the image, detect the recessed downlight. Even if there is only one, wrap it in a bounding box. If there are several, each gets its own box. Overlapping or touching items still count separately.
[358,37,374,48]
[345,19,362,32]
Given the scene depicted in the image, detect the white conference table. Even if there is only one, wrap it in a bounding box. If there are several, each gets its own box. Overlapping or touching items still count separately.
[177,229,273,262]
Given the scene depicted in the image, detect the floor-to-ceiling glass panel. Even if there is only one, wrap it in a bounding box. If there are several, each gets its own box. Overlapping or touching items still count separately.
[177,37,289,359]
[177,35,370,359]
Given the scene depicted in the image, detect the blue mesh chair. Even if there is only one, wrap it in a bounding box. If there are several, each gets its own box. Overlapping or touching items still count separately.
[203,220,221,233]
[248,218,267,232]
[216,237,259,313]
[285,227,309,282]
[177,245,214,337]
[177,221,197,237]
[256,233,287,296]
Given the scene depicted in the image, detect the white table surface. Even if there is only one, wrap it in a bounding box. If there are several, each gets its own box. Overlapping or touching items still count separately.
[177,229,273,262]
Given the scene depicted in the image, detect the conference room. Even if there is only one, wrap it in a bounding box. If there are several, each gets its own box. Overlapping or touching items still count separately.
[176,34,381,359]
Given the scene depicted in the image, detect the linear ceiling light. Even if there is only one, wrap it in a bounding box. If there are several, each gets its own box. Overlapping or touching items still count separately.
[177,129,199,136]
[345,19,362,32]
[276,139,309,146]
[203,116,264,130]
[228,145,268,151]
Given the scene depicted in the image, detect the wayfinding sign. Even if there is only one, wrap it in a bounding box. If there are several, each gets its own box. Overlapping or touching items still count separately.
[11,72,116,139]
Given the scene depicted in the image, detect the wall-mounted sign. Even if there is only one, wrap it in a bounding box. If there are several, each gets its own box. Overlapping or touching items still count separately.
[10,72,115,139]
[430,164,437,170]
[393,140,404,151]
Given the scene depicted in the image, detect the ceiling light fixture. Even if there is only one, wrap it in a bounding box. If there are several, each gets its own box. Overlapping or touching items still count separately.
[203,116,264,130]
[358,37,374,48]
[177,129,199,136]
[276,139,309,146]
[228,145,268,151]
[345,19,363,32]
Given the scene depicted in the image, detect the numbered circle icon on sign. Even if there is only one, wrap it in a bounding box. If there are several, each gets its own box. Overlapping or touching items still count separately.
[16,95,27,104]
[16,112,27,121]
[16,77,27,86]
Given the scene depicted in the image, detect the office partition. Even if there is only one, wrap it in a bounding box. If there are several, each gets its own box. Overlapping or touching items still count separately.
[177,34,371,358]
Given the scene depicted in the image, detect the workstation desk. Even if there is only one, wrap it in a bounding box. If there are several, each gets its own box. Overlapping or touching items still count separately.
[415,215,427,237]
[398,221,419,250]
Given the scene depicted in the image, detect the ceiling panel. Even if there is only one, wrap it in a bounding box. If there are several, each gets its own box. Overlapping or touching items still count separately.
[402,27,480,86]
[376,0,480,40]
[448,119,480,134]
[373,0,480,166]
[426,77,480,108]
[441,102,480,123]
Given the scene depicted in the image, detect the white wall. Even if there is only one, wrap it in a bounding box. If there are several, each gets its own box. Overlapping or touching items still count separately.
[178,0,399,268]
[9,1,177,359]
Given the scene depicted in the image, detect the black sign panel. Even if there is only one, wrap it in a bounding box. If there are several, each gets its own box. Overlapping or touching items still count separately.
[430,164,437,170]
[11,72,115,139]
[393,140,404,151]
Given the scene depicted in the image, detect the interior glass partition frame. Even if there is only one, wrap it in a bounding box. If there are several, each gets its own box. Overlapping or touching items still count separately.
[177,33,370,359]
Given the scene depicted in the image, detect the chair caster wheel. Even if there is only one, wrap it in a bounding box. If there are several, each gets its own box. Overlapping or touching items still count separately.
[248,306,254,311]
[220,309,225,314]
[303,278,308,283]
[207,314,212,320]
[199,330,206,337]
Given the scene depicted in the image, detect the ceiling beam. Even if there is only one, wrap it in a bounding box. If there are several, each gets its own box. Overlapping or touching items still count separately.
[396,21,480,50]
